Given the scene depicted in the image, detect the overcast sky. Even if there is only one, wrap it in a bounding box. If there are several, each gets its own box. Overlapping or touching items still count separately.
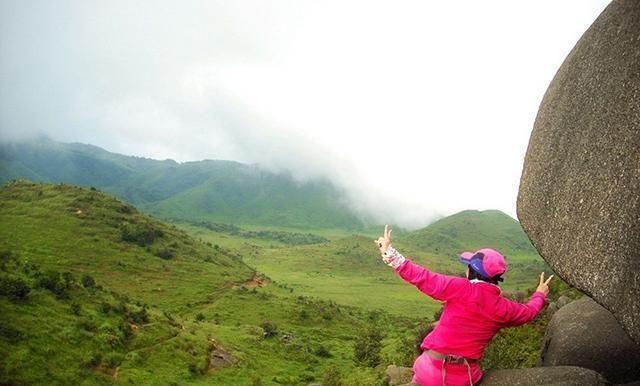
[0,0,611,228]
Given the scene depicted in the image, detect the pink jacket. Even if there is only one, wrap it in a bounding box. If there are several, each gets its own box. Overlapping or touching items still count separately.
[395,258,547,359]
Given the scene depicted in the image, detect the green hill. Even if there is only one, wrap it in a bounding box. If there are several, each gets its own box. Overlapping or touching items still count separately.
[0,139,369,230]
[0,181,425,385]
[395,210,546,283]
[234,210,549,321]
[402,209,538,257]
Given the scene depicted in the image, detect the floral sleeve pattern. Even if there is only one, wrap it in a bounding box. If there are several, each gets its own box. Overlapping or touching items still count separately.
[381,246,406,269]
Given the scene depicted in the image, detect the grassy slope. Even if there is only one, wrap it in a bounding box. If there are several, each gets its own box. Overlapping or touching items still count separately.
[0,181,423,386]
[399,210,550,291]
[234,210,549,320]
[178,211,577,373]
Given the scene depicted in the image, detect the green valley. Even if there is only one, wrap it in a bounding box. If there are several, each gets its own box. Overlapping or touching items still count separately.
[0,181,561,385]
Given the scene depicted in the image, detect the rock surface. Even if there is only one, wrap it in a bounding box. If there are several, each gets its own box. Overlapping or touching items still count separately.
[517,0,640,344]
[539,297,640,384]
[480,366,607,386]
[385,365,413,386]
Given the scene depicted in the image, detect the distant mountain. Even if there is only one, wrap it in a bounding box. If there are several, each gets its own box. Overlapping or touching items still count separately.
[402,209,538,258]
[0,139,369,229]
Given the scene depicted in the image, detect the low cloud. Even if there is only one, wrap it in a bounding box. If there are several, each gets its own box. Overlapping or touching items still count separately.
[0,0,610,229]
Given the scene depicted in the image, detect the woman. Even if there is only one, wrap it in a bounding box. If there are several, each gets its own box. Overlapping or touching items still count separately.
[374,225,552,386]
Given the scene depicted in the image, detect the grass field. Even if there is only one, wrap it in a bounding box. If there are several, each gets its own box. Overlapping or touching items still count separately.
[183,217,551,320]
[0,181,426,385]
[0,181,568,385]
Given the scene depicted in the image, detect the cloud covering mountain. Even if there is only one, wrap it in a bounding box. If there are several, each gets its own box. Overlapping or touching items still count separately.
[0,0,609,228]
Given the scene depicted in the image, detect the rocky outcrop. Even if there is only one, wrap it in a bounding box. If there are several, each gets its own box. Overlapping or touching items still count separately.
[480,366,607,386]
[207,339,235,371]
[517,0,640,344]
[385,365,413,386]
[545,294,572,318]
[539,297,640,384]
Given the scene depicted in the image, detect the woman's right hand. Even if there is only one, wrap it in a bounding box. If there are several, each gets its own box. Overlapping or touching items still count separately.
[374,224,393,254]
[536,272,554,296]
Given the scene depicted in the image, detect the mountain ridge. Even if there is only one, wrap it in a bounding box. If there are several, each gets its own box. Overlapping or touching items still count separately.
[0,138,371,230]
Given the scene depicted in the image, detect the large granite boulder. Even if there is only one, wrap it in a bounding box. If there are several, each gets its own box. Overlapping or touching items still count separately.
[540,297,640,384]
[480,366,607,386]
[517,0,640,344]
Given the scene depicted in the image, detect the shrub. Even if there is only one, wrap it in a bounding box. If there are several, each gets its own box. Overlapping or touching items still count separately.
[78,318,98,333]
[61,271,75,286]
[163,310,175,321]
[120,222,163,246]
[251,377,263,386]
[81,274,96,288]
[118,321,133,341]
[0,250,17,270]
[412,323,434,357]
[86,353,102,368]
[129,306,149,324]
[482,318,547,370]
[114,301,129,316]
[0,322,24,343]
[98,323,125,348]
[353,325,384,367]
[322,366,343,386]
[314,345,332,358]
[70,303,81,315]
[433,306,443,321]
[99,302,112,314]
[153,247,175,260]
[35,271,70,298]
[0,275,31,300]
[260,321,278,338]
[103,352,124,369]
[116,203,136,214]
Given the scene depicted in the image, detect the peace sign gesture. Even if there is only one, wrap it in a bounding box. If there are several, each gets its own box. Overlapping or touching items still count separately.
[374,225,393,254]
[536,272,554,296]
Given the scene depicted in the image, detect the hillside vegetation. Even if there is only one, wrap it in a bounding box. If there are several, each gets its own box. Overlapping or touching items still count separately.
[0,181,567,385]
[0,181,425,385]
[239,210,549,319]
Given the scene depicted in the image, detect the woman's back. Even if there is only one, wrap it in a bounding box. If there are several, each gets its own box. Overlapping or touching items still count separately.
[422,278,545,359]
[375,226,551,385]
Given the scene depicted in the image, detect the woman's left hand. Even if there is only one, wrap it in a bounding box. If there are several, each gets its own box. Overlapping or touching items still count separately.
[536,272,554,296]
[374,224,392,254]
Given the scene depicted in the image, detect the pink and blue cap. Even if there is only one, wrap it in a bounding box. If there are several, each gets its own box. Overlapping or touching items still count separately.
[459,248,507,279]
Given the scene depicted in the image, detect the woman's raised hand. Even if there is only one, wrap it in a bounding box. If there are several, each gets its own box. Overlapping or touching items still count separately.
[536,272,554,296]
[374,225,392,254]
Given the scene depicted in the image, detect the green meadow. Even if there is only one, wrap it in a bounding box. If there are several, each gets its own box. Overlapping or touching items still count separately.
[0,181,424,385]
[0,181,567,385]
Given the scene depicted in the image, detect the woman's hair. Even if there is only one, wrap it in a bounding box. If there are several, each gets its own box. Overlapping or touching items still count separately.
[468,266,503,285]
